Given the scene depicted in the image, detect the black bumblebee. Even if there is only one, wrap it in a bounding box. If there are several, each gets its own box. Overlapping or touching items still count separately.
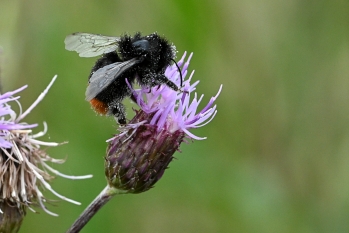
[64,32,181,124]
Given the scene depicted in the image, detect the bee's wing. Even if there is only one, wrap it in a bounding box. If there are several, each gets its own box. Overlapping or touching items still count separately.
[85,58,140,101]
[65,33,120,57]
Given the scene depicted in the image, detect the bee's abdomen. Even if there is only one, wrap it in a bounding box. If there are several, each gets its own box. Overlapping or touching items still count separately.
[89,98,109,115]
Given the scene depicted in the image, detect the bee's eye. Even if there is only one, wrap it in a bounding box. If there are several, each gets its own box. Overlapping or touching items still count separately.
[132,40,149,52]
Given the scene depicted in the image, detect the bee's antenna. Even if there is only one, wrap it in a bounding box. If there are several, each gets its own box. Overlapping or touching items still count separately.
[171,59,183,88]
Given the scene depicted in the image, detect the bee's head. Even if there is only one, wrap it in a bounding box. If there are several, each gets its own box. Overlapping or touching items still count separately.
[132,40,150,53]
[122,33,175,71]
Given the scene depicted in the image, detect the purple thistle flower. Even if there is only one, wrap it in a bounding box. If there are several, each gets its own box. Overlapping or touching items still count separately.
[105,52,222,193]
[0,75,92,222]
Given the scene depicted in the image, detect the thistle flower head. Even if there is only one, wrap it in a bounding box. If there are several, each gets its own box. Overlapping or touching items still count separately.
[0,76,92,221]
[105,52,222,193]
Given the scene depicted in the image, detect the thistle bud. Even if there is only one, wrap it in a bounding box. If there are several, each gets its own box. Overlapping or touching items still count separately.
[106,110,185,193]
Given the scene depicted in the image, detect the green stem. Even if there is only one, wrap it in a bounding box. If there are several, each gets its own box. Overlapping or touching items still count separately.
[66,185,124,233]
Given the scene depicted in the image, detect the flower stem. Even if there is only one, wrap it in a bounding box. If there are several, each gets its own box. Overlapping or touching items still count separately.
[66,185,124,233]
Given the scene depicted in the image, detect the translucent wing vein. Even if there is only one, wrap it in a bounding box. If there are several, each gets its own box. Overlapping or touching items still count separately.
[64,33,120,57]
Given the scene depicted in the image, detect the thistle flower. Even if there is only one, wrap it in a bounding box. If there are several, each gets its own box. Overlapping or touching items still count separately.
[0,76,92,232]
[67,52,222,233]
[105,52,222,193]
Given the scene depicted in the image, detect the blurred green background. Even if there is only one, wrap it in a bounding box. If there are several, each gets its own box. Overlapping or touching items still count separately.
[1,0,349,232]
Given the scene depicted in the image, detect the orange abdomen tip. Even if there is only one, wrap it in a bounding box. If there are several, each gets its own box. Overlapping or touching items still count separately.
[89,98,108,115]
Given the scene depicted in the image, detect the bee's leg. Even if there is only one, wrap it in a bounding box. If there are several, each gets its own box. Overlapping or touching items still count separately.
[110,101,127,125]
[157,74,179,91]
[115,116,126,125]
[143,73,179,91]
